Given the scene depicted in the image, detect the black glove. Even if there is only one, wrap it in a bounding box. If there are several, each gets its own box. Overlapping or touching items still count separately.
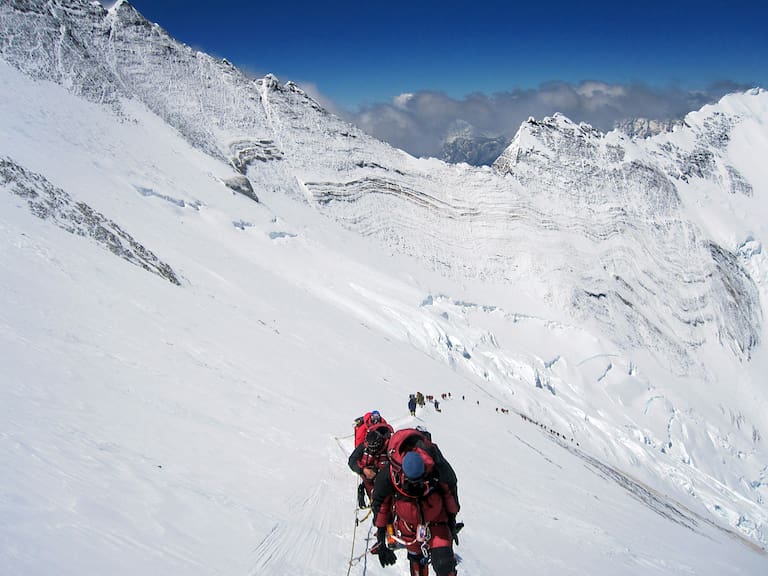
[357,483,367,508]
[378,546,397,567]
[371,527,397,567]
[370,527,386,554]
[448,515,461,545]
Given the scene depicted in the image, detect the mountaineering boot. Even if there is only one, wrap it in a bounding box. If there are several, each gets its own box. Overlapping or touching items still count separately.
[429,546,457,576]
[408,552,429,576]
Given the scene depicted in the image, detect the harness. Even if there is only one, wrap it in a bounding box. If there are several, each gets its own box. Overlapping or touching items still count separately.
[389,499,432,559]
[388,471,439,558]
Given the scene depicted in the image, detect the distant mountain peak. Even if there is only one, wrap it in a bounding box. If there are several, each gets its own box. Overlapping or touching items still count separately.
[439,119,509,165]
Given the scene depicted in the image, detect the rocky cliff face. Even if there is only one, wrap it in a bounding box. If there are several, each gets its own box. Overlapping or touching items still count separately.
[0,0,122,104]
[613,117,684,139]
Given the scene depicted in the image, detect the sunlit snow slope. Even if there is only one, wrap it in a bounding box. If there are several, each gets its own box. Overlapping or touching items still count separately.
[1,1,767,574]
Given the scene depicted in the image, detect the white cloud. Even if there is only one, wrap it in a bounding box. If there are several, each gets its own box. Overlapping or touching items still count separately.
[576,81,627,98]
[341,82,750,162]
[393,92,414,109]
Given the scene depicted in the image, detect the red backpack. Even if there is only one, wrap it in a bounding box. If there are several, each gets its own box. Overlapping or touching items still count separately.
[387,428,435,470]
[354,411,393,447]
[386,427,450,497]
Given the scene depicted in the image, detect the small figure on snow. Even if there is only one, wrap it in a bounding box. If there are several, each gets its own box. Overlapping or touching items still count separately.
[408,394,418,416]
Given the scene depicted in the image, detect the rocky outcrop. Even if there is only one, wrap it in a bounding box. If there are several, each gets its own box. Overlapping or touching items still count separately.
[0,157,180,286]
[224,175,259,202]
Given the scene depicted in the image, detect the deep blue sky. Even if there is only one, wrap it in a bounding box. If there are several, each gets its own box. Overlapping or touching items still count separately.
[121,0,766,109]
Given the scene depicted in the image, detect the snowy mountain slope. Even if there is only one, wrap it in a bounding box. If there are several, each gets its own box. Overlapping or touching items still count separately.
[301,98,768,547]
[1,0,767,569]
[493,111,762,365]
[1,58,765,575]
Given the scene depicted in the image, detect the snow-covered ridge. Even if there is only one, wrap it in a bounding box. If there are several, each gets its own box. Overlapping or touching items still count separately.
[2,0,768,553]
[493,112,762,365]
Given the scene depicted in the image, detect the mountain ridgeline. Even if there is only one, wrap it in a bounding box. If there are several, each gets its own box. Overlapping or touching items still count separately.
[2,0,767,547]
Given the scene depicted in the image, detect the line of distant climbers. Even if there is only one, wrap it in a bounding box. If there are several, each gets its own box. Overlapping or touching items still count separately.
[406,390,580,447]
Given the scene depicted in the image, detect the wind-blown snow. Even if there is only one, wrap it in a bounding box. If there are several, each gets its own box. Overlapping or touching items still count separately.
[1,1,767,574]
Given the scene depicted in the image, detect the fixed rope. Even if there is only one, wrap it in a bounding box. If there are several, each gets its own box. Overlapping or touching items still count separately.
[346,505,374,575]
